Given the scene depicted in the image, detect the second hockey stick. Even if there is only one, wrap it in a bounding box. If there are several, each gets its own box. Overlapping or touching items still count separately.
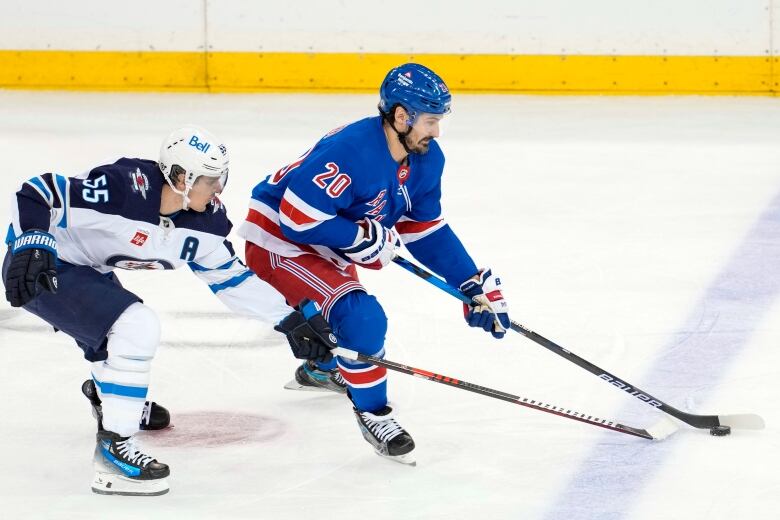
[332,346,675,440]
[392,255,764,432]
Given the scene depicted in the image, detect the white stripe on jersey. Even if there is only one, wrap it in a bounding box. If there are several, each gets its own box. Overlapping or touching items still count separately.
[395,220,446,243]
[238,198,352,269]
[279,188,336,232]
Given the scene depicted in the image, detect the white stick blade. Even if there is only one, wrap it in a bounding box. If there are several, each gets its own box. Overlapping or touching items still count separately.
[332,346,359,360]
[717,414,765,430]
[646,417,680,440]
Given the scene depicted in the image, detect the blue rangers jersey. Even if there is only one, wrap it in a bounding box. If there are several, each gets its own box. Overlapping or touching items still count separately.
[239,116,478,286]
[7,157,292,323]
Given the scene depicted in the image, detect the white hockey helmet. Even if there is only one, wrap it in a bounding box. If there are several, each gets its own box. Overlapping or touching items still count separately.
[158,126,229,210]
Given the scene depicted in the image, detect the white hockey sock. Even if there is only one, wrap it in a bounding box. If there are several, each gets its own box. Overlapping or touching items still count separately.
[91,303,160,437]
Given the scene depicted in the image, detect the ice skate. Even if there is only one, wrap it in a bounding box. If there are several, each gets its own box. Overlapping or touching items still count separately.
[82,379,171,431]
[92,430,170,496]
[284,360,347,394]
[353,405,416,466]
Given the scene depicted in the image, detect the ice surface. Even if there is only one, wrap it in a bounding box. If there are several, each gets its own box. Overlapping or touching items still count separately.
[1,91,778,519]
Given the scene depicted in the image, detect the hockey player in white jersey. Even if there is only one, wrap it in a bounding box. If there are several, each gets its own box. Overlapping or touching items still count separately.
[2,126,338,496]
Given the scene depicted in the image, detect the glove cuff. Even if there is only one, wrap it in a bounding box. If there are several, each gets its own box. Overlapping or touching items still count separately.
[11,230,57,257]
[299,298,321,320]
[342,219,374,254]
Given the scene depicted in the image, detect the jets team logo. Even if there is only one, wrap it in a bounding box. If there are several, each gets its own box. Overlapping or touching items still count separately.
[106,255,174,270]
[130,168,150,200]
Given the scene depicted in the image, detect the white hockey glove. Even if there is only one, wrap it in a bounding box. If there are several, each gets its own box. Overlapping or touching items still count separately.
[341,218,400,270]
[459,268,510,339]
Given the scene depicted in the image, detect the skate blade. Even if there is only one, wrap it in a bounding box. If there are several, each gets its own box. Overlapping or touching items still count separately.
[283,379,337,393]
[375,450,416,466]
[91,471,169,496]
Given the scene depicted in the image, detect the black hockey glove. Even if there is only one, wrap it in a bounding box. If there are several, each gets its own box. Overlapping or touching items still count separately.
[4,230,58,307]
[274,299,338,363]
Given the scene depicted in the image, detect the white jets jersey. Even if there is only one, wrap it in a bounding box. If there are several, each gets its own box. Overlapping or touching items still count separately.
[7,157,292,324]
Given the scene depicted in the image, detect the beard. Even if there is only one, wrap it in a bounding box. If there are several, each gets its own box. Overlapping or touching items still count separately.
[404,135,432,154]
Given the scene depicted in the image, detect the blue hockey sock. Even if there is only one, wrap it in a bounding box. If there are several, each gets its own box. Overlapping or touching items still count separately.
[328,291,388,412]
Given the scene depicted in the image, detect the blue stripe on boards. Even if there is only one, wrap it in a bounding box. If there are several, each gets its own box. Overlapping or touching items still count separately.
[208,269,254,293]
[542,190,780,519]
[92,377,148,400]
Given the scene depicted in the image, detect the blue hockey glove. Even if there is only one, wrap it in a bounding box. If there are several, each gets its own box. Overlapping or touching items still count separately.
[4,230,58,307]
[274,299,338,362]
[341,218,400,270]
[459,268,510,339]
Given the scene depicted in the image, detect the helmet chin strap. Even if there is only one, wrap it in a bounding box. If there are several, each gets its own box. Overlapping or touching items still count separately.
[178,187,192,211]
[162,174,193,211]
[381,108,416,155]
[391,121,414,155]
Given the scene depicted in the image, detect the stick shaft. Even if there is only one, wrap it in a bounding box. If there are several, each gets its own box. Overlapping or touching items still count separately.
[391,255,721,429]
[333,346,654,440]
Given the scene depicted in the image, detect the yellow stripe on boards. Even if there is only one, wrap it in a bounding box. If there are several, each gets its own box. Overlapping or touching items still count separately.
[0,50,776,95]
[0,50,207,91]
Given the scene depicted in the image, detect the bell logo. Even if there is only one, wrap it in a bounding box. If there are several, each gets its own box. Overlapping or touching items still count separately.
[189,135,211,153]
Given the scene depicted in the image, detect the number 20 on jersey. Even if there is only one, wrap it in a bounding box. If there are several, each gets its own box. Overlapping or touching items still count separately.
[313,162,351,198]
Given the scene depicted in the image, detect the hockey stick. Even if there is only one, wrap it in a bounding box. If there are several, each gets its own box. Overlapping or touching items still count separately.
[332,346,675,441]
[392,255,764,432]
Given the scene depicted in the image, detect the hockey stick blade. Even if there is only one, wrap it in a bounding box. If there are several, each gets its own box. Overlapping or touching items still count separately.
[392,255,764,432]
[333,347,671,441]
[716,414,765,430]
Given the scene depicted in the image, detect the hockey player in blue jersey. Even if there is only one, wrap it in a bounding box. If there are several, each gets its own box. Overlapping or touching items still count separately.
[239,63,511,464]
[2,126,337,495]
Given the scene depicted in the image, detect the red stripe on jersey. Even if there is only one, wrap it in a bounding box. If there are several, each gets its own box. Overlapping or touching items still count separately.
[395,219,442,235]
[339,366,387,385]
[486,290,503,302]
[280,197,318,226]
[246,209,320,256]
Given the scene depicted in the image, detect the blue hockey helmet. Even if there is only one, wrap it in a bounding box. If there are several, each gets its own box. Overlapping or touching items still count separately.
[379,63,451,124]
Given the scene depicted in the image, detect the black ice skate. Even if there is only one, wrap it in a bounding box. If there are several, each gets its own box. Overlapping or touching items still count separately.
[283,360,347,394]
[92,429,170,496]
[353,405,416,466]
[82,379,171,431]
